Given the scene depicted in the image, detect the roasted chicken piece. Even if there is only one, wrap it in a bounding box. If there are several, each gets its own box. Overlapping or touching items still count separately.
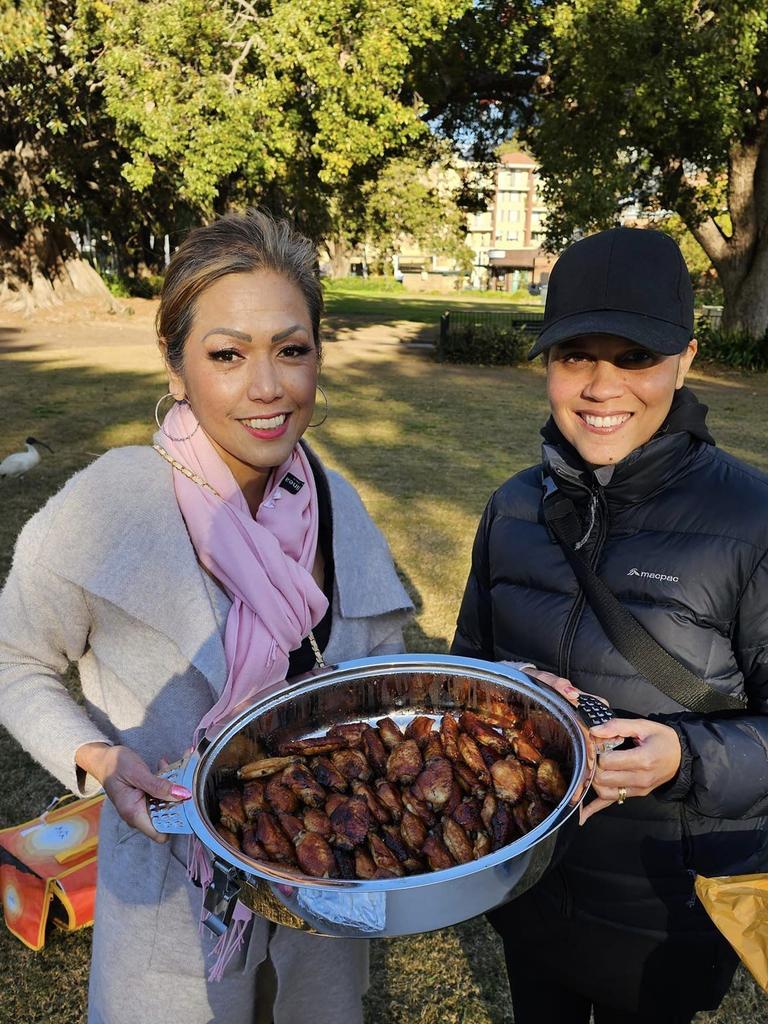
[475,698,521,729]
[324,792,347,817]
[512,800,530,836]
[458,733,491,785]
[218,789,246,833]
[351,780,391,824]
[503,727,544,767]
[241,826,266,860]
[423,733,445,763]
[303,807,333,839]
[281,762,326,808]
[440,714,461,762]
[331,748,373,782]
[401,787,436,827]
[216,824,241,850]
[374,779,404,822]
[443,780,463,816]
[265,776,299,814]
[400,809,428,854]
[404,716,435,749]
[452,797,484,834]
[386,739,423,785]
[381,824,409,863]
[376,716,404,749]
[278,736,346,757]
[295,831,338,878]
[459,710,510,755]
[480,792,497,832]
[480,746,501,770]
[361,726,388,775]
[453,761,486,798]
[442,817,474,865]
[276,813,304,842]
[473,832,491,860]
[490,801,515,851]
[334,847,357,879]
[327,721,368,748]
[521,764,538,796]
[422,834,454,871]
[537,758,568,803]
[403,856,426,874]
[368,833,404,876]
[520,715,546,751]
[412,757,454,809]
[490,758,527,804]
[527,795,550,829]
[311,755,348,793]
[354,847,377,879]
[242,780,268,820]
[329,795,372,849]
[372,867,401,880]
[255,812,295,863]
[239,755,302,780]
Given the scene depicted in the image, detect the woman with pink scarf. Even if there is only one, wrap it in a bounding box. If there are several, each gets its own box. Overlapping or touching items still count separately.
[0,210,412,1023]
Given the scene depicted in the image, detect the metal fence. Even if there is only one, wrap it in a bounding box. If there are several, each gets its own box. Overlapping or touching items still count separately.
[439,308,545,352]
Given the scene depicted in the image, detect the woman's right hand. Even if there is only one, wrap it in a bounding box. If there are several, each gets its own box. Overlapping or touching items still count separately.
[75,742,191,843]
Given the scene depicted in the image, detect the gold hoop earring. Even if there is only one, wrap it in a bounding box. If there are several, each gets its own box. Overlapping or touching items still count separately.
[308,384,328,428]
[154,393,200,442]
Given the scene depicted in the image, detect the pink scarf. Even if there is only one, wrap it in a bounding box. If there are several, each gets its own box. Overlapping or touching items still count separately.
[158,400,329,977]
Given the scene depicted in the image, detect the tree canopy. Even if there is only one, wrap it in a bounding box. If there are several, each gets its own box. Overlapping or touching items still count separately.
[527,0,768,335]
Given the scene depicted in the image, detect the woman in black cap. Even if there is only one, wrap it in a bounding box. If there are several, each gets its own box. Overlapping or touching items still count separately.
[452,227,768,1023]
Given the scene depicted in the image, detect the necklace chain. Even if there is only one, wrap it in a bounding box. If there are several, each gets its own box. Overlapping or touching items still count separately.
[152,443,325,669]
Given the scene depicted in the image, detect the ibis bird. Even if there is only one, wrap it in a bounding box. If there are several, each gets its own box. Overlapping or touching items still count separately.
[0,437,54,480]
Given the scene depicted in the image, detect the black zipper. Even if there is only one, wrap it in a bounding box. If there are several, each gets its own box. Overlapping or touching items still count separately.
[557,487,608,678]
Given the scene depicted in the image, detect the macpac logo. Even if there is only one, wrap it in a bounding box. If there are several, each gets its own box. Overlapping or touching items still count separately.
[627,567,680,583]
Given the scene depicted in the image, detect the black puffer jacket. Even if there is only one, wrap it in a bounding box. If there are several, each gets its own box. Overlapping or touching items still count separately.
[452,389,768,955]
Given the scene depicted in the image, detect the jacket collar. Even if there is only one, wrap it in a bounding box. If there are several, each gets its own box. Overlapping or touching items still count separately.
[541,386,715,509]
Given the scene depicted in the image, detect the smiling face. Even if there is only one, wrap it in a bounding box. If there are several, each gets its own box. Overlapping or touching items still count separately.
[163,270,318,504]
[546,334,697,468]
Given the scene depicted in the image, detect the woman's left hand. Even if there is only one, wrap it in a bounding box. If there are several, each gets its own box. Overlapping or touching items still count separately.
[581,717,682,822]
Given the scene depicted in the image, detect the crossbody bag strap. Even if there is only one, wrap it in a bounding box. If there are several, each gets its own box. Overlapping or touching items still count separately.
[542,484,745,714]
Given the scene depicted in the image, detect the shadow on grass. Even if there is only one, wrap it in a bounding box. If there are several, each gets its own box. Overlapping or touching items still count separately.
[324,292,543,327]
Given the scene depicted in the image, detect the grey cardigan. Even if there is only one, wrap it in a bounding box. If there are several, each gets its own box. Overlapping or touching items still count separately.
[0,445,413,1024]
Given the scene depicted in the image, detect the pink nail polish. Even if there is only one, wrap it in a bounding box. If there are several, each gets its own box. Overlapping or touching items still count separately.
[171,784,192,800]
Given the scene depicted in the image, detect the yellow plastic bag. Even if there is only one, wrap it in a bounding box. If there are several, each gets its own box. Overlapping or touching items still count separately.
[695,873,768,992]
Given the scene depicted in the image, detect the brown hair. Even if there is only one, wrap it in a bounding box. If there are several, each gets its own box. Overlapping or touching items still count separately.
[157,209,323,374]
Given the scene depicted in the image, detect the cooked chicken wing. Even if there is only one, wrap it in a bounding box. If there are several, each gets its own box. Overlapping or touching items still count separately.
[442,817,474,865]
[401,787,437,827]
[439,714,461,762]
[276,812,304,842]
[265,776,300,814]
[473,832,492,860]
[329,795,372,849]
[386,739,423,785]
[376,716,404,749]
[240,826,265,860]
[334,847,357,879]
[281,762,327,808]
[351,780,391,824]
[459,710,510,755]
[311,755,348,793]
[331,748,373,782]
[278,736,346,757]
[242,780,268,820]
[400,809,428,854]
[327,721,368,748]
[381,824,409,863]
[255,812,295,863]
[490,801,515,851]
[361,726,389,775]
[302,807,333,839]
[413,757,454,809]
[368,833,405,875]
[295,831,338,878]
[452,797,484,834]
[215,825,241,851]
[490,758,527,804]
[423,733,445,763]
[537,758,568,803]
[354,847,377,879]
[238,755,302,780]
[218,789,246,833]
[374,779,404,822]
[458,733,491,785]
[422,834,455,871]
[453,761,486,798]
[404,716,435,749]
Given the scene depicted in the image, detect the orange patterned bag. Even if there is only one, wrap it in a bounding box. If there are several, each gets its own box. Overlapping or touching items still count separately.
[0,793,103,950]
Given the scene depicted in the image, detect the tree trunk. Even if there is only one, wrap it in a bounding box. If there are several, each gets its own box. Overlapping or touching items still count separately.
[0,221,120,315]
[323,236,352,278]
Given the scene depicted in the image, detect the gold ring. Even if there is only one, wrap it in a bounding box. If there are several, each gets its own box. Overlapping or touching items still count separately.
[617,787,628,805]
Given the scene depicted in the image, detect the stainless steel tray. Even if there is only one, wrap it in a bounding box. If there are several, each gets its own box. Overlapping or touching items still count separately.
[149,654,594,938]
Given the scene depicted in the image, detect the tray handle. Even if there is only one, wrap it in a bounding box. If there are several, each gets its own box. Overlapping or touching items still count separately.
[147,757,194,836]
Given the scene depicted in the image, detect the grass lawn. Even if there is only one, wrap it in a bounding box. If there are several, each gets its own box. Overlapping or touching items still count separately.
[324,277,542,324]
[0,305,767,1023]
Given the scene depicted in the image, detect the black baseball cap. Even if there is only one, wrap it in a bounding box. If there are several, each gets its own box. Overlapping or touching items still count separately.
[528,227,694,359]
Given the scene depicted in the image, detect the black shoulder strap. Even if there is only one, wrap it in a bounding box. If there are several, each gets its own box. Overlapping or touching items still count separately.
[542,483,745,714]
